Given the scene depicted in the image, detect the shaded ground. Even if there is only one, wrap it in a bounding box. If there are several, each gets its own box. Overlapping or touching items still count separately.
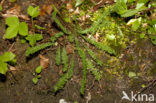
[0,0,156,103]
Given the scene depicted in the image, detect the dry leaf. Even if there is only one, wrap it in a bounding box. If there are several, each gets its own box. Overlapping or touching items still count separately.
[39,54,49,69]
[66,44,74,54]
[2,4,29,20]
[40,4,53,16]
[9,66,16,71]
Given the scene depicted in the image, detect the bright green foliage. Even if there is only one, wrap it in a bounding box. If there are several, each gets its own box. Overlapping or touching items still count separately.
[83,36,116,55]
[121,3,147,17]
[140,33,145,39]
[0,52,16,75]
[35,66,42,74]
[79,6,114,35]
[26,42,53,56]
[114,0,148,17]
[26,34,43,46]
[85,46,103,66]
[50,32,64,43]
[27,6,40,18]
[0,5,2,11]
[0,52,16,62]
[32,77,38,84]
[4,16,28,39]
[19,22,29,36]
[35,25,46,30]
[55,46,61,66]
[150,36,156,45]
[52,5,70,34]
[127,17,142,31]
[115,0,127,15]
[54,57,74,92]
[86,59,101,81]
[62,47,68,72]
[0,62,8,75]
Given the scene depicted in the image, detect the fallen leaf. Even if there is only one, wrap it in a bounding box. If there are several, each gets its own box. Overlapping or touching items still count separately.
[40,4,53,16]
[9,66,16,71]
[2,4,29,20]
[39,55,49,69]
[66,44,74,54]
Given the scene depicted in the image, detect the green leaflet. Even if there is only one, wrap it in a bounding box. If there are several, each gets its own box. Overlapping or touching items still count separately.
[26,42,53,56]
[0,62,8,75]
[0,52,16,75]
[82,36,116,55]
[85,46,103,66]
[19,22,28,36]
[86,59,101,81]
[32,77,38,84]
[54,57,74,92]
[62,47,68,72]
[26,34,43,46]
[55,46,61,66]
[4,16,28,39]
[0,52,16,62]
[35,66,42,74]
[27,6,39,18]
[4,26,19,39]
[6,16,19,26]
[50,32,64,43]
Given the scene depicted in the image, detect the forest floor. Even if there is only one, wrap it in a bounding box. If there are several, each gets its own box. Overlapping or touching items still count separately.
[0,0,156,103]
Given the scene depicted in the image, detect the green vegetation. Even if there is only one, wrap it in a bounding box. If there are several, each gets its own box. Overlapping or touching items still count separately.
[32,65,42,84]
[0,5,2,11]
[54,57,74,92]
[1,0,156,97]
[4,16,28,39]
[26,34,43,47]
[0,52,16,75]
[27,6,40,18]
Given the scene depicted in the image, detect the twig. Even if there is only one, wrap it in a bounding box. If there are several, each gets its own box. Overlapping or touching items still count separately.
[8,42,15,52]
[136,78,156,96]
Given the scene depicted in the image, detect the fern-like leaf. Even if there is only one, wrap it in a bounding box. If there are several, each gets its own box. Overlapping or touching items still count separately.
[82,36,116,55]
[85,46,103,66]
[50,32,64,43]
[55,46,61,66]
[62,47,68,72]
[86,59,102,81]
[52,5,70,34]
[54,57,74,92]
[75,38,87,95]
[26,42,53,56]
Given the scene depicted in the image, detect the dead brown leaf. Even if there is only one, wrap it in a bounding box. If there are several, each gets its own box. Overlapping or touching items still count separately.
[39,54,49,69]
[2,4,29,20]
[40,4,53,16]
[66,44,74,54]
